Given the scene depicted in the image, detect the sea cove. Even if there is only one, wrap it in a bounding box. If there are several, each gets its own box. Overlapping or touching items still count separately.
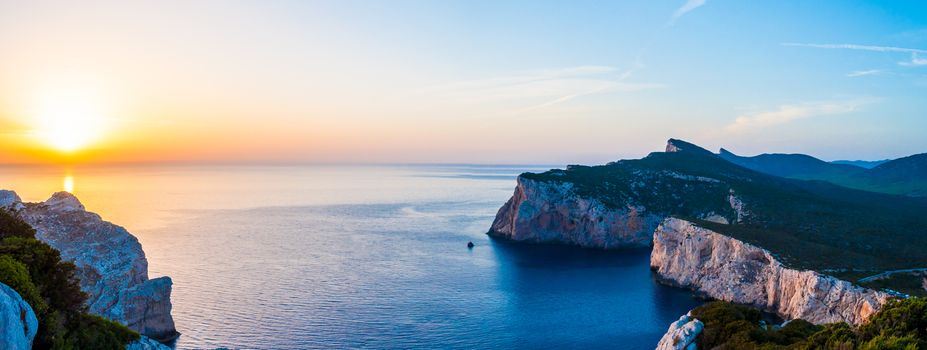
[0,164,701,349]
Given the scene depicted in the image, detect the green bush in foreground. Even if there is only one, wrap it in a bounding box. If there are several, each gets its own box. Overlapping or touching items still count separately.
[0,254,47,314]
[693,298,927,349]
[691,302,822,349]
[55,314,140,350]
[0,209,139,349]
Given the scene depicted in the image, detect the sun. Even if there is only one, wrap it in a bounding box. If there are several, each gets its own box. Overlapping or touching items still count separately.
[30,87,108,153]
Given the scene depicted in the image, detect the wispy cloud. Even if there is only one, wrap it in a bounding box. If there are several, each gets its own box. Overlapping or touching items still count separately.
[411,65,663,114]
[413,65,617,96]
[518,62,655,113]
[847,69,882,77]
[781,43,927,54]
[669,0,707,25]
[900,53,927,66]
[725,99,877,133]
[783,43,927,68]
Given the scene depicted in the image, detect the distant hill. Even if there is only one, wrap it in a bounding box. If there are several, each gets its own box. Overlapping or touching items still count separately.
[718,148,864,179]
[718,148,927,196]
[831,159,889,169]
[864,153,927,196]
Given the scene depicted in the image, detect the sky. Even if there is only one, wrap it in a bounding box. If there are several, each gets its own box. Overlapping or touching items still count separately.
[1,0,926,165]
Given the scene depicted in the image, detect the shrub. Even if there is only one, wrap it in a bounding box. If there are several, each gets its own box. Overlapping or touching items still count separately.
[0,254,47,314]
[0,237,87,316]
[694,299,927,350]
[0,209,36,239]
[803,323,856,349]
[58,314,140,350]
[857,334,919,350]
[854,298,927,349]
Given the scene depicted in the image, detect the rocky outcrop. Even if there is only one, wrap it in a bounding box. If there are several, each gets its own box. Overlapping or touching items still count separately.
[727,191,749,223]
[126,336,172,350]
[656,312,702,350]
[0,190,24,210]
[120,277,175,338]
[651,218,889,325]
[0,190,177,342]
[0,282,38,350]
[488,176,661,248]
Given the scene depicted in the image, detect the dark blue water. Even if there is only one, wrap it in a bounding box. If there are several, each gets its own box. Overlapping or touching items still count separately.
[52,165,705,349]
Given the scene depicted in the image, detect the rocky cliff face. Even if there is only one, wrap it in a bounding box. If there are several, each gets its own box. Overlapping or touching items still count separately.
[0,190,177,342]
[489,176,661,248]
[656,312,702,350]
[651,217,889,325]
[0,282,38,350]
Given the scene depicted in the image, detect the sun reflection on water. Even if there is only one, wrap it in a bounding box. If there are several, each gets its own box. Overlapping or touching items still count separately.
[63,174,74,193]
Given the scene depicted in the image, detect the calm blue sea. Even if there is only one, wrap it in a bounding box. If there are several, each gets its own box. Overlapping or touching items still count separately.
[0,164,702,349]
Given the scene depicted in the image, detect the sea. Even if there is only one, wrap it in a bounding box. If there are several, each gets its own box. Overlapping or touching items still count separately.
[0,164,702,349]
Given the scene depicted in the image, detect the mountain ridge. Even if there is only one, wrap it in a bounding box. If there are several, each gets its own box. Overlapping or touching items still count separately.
[718,147,927,196]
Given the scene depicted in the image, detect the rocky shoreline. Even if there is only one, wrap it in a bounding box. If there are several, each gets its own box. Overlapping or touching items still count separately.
[486,142,900,347]
[0,190,175,349]
[489,172,890,326]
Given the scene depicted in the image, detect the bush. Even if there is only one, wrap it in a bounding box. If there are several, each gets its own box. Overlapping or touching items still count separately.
[694,299,927,349]
[856,298,927,349]
[691,301,766,348]
[803,323,856,349]
[0,237,87,317]
[691,301,826,349]
[58,314,140,350]
[858,334,919,350]
[0,254,47,314]
[0,209,36,239]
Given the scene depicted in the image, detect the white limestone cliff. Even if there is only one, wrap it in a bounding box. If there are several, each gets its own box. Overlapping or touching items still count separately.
[0,190,177,342]
[489,176,661,248]
[656,312,702,350]
[0,282,38,350]
[651,217,889,325]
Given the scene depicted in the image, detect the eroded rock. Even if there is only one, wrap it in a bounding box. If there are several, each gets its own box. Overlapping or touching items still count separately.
[0,282,38,350]
[651,217,889,325]
[489,177,661,248]
[656,312,702,350]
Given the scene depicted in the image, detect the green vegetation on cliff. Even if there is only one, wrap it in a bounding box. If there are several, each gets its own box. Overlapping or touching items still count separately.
[693,299,927,349]
[860,273,927,298]
[0,209,139,350]
[521,140,927,293]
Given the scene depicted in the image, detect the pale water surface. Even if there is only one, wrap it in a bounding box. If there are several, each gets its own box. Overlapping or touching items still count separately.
[0,165,701,349]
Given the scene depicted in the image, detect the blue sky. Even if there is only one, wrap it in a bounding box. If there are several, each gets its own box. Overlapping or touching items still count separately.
[1,0,925,164]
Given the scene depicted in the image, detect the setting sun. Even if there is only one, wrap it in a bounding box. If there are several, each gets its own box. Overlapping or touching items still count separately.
[30,90,108,152]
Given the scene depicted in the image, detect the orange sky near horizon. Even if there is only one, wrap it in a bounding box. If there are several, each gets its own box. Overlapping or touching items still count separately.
[3,1,926,166]
[0,2,740,166]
